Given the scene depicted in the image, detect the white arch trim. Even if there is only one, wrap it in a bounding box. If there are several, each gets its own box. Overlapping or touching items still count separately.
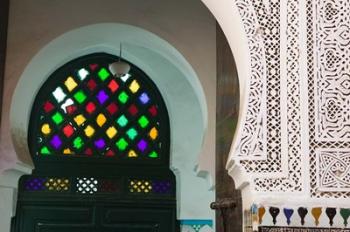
[10,23,214,220]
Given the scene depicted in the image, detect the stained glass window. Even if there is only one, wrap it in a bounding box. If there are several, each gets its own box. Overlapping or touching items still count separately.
[29,53,169,164]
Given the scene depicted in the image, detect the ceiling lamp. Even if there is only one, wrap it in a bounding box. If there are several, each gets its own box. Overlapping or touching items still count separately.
[109,44,131,78]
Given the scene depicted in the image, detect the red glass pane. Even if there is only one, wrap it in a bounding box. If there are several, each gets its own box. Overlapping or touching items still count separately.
[86,79,97,91]
[43,101,55,113]
[66,105,77,115]
[84,148,93,156]
[128,104,138,116]
[85,102,96,114]
[105,149,115,157]
[89,63,98,71]
[106,103,118,115]
[149,105,158,117]
[62,124,74,138]
[108,80,119,93]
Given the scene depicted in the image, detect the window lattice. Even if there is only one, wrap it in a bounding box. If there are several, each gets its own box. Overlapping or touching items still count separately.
[29,54,168,162]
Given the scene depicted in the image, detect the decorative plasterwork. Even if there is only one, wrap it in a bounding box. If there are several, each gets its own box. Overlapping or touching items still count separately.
[232,0,303,192]
[234,0,267,161]
[316,149,350,191]
[308,0,350,198]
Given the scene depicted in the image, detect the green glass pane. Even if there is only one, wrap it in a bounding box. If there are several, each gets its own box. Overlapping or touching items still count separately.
[74,90,87,104]
[126,128,138,140]
[118,91,129,104]
[52,112,63,125]
[138,116,149,128]
[41,146,51,155]
[117,115,128,127]
[73,137,84,149]
[149,151,158,158]
[116,138,128,151]
[98,68,110,81]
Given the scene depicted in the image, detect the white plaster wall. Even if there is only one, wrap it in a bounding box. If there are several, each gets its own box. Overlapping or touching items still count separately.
[0,0,217,180]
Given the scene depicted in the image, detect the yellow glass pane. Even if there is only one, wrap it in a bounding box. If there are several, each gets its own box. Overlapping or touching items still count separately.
[63,148,73,155]
[96,113,107,127]
[106,126,117,138]
[84,125,95,137]
[149,127,158,140]
[41,123,51,135]
[128,150,138,157]
[64,76,78,92]
[74,114,86,126]
[129,80,140,93]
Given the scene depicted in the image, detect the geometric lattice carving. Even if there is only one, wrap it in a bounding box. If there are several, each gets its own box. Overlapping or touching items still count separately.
[128,179,172,194]
[234,0,267,160]
[254,0,303,192]
[308,0,350,198]
[315,0,350,142]
[76,177,98,194]
[317,149,350,191]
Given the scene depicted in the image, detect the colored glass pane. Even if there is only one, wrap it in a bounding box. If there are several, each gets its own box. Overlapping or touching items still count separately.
[139,92,150,104]
[121,73,131,82]
[148,105,158,116]
[108,79,119,93]
[78,68,89,80]
[84,125,95,137]
[96,90,109,104]
[94,138,106,149]
[96,113,107,127]
[64,77,77,92]
[62,124,74,138]
[137,139,148,152]
[126,128,138,140]
[52,112,63,125]
[129,80,140,93]
[105,149,115,157]
[89,63,98,71]
[63,148,73,155]
[128,150,138,158]
[66,105,77,115]
[84,148,93,156]
[41,124,51,135]
[74,90,87,104]
[50,135,62,149]
[118,91,129,104]
[85,102,96,114]
[61,98,74,113]
[149,127,158,140]
[74,114,86,126]
[40,146,51,155]
[106,126,117,139]
[52,87,66,103]
[116,138,128,151]
[73,137,83,149]
[106,103,118,115]
[128,104,138,116]
[43,101,55,113]
[117,115,128,127]
[86,79,97,91]
[138,116,149,128]
[149,151,158,158]
[98,68,110,81]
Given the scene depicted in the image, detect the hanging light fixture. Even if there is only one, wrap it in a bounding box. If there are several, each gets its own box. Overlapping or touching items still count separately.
[109,44,131,78]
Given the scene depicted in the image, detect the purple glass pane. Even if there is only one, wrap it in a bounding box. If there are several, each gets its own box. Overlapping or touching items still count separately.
[152,181,171,194]
[50,135,62,149]
[139,92,150,105]
[96,90,109,104]
[25,177,46,191]
[94,138,106,149]
[137,139,148,152]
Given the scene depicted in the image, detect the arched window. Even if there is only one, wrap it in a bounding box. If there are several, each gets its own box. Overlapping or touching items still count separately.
[13,53,179,232]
